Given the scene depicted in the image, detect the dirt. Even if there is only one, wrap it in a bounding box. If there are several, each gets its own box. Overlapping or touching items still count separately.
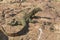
[0,0,60,40]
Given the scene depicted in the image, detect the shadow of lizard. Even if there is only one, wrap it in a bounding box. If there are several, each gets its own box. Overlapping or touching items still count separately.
[6,7,42,37]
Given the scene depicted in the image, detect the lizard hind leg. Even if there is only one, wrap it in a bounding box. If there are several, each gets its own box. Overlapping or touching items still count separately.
[8,19,19,26]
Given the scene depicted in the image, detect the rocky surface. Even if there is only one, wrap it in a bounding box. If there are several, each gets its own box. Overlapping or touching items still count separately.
[0,0,60,40]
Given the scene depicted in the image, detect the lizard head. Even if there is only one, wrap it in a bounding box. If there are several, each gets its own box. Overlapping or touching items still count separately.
[32,7,42,14]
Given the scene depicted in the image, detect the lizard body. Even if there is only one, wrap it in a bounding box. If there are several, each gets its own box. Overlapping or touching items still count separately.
[2,7,42,37]
[9,7,42,26]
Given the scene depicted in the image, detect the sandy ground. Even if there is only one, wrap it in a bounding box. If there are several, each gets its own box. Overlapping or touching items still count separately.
[0,0,60,40]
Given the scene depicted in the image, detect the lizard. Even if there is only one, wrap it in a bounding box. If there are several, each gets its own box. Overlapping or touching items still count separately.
[9,7,42,26]
[2,7,42,37]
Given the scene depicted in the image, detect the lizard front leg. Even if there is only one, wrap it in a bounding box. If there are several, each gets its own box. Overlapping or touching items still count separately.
[29,18,38,24]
